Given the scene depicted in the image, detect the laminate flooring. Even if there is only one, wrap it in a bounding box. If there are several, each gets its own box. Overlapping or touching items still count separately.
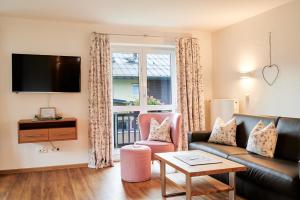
[0,162,245,200]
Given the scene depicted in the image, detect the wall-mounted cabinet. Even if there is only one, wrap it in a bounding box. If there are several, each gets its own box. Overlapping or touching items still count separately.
[18,118,77,143]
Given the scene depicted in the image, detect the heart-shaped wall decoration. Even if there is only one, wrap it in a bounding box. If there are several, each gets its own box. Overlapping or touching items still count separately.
[262,64,279,86]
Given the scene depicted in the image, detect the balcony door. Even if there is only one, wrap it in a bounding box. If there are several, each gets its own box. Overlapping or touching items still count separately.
[111,45,176,148]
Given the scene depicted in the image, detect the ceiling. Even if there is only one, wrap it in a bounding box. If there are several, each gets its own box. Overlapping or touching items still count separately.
[0,0,293,31]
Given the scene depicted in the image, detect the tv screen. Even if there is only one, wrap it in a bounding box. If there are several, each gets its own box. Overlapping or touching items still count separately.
[12,54,81,92]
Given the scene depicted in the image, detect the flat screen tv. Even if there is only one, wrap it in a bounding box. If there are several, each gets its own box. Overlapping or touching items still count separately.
[12,53,81,92]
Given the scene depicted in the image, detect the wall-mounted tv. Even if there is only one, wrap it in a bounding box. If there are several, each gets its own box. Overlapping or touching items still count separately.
[12,53,81,92]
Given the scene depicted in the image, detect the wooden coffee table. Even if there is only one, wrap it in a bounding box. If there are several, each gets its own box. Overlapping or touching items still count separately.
[155,150,247,200]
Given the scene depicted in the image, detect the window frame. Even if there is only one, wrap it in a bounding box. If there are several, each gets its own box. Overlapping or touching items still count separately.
[111,44,176,114]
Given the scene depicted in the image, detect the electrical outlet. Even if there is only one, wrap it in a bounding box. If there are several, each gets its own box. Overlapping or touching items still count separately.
[38,146,48,153]
[51,147,60,152]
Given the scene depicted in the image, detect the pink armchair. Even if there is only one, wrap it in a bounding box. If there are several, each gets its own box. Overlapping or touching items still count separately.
[134,113,182,159]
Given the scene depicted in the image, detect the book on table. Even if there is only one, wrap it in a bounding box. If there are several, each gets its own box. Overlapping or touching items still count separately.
[174,154,222,166]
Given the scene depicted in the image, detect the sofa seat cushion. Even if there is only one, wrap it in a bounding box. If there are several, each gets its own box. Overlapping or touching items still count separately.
[228,154,299,197]
[135,140,175,159]
[188,142,249,158]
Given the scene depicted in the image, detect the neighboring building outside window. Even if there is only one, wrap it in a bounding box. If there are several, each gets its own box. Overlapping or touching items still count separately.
[131,84,139,98]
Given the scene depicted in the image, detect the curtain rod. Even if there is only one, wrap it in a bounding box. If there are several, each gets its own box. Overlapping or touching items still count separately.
[92,32,197,39]
[92,32,175,39]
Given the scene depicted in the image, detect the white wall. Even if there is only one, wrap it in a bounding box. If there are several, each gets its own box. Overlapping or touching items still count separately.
[212,0,300,117]
[0,17,212,170]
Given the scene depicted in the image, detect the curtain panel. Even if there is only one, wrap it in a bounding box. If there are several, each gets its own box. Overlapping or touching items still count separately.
[88,33,113,168]
[176,37,205,151]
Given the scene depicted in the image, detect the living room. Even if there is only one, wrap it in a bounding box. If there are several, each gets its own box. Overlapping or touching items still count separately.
[0,0,299,200]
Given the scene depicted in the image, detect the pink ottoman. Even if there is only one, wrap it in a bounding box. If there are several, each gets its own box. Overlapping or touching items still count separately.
[120,145,151,182]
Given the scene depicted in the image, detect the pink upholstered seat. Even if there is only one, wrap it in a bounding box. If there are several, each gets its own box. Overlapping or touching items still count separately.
[135,140,175,158]
[135,113,182,160]
[120,145,151,182]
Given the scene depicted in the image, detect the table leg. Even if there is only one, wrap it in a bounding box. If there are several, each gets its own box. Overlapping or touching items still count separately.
[160,161,166,197]
[229,172,236,200]
[186,175,192,200]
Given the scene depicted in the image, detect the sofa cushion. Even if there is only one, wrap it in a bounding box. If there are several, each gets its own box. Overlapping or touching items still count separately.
[275,117,300,162]
[147,117,172,143]
[246,121,278,158]
[188,131,211,143]
[228,153,299,197]
[233,114,279,148]
[188,141,248,158]
[208,117,237,146]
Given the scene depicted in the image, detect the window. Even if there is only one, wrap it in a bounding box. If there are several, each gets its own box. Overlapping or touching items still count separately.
[111,45,176,148]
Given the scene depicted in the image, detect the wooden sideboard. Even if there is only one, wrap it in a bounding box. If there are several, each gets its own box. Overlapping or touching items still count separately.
[18,118,77,143]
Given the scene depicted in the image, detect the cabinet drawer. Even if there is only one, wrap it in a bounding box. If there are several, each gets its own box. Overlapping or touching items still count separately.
[49,127,76,141]
[19,129,49,143]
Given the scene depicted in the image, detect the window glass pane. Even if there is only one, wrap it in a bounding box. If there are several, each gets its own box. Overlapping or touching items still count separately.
[147,54,172,105]
[112,53,139,106]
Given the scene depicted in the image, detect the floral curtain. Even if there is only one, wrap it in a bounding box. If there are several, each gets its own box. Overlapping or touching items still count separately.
[176,37,205,151]
[88,33,113,168]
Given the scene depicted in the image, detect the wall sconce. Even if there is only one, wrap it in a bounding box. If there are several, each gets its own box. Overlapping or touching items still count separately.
[240,71,255,79]
[239,70,255,100]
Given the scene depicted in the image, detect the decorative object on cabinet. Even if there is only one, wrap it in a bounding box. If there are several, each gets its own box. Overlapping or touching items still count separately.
[39,107,56,119]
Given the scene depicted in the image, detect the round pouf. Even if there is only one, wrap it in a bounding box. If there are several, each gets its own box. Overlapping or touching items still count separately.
[120,145,151,182]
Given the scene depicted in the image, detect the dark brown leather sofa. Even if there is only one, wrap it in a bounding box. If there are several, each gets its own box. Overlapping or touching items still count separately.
[188,114,300,200]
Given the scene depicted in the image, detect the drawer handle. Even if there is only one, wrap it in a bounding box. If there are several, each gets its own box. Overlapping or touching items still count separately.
[55,133,73,136]
[25,134,46,138]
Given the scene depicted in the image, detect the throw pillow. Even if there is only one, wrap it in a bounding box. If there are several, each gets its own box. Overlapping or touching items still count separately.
[147,117,172,143]
[208,117,237,146]
[246,121,278,158]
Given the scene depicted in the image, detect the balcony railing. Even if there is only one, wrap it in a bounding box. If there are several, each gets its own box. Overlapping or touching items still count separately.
[113,112,140,148]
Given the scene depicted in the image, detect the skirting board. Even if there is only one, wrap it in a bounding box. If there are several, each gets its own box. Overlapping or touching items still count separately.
[0,163,88,175]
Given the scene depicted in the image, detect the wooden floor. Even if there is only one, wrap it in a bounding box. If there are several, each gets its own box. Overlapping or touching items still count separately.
[0,162,245,200]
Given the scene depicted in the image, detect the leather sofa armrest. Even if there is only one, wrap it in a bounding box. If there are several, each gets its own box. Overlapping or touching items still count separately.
[188,131,211,144]
[298,160,300,179]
